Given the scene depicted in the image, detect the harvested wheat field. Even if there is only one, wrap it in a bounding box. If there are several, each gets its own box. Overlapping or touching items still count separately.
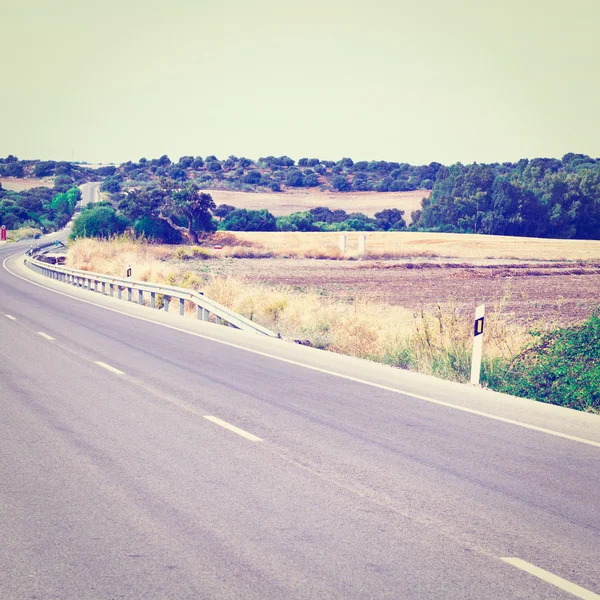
[68,236,600,328]
[208,189,427,220]
[208,258,600,326]
[0,177,54,191]
[231,231,600,261]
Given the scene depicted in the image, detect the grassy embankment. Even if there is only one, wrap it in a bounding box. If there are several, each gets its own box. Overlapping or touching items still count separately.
[67,237,530,388]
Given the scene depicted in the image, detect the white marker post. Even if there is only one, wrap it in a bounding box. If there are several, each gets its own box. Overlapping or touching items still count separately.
[339,234,347,253]
[358,234,367,255]
[470,303,485,385]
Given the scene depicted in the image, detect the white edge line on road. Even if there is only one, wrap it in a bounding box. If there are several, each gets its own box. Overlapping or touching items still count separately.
[204,416,263,442]
[37,331,55,341]
[500,557,600,600]
[4,314,17,320]
[4,253,600,450]
[94,361,126,375]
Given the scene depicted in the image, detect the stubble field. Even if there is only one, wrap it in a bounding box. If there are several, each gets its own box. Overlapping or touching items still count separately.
[207,189,427,220]
[0,177,54,191]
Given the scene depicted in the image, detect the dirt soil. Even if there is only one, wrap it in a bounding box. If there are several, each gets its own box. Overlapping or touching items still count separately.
[199,258,600,326]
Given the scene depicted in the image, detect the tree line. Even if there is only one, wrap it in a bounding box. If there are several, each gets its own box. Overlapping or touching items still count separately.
[0,183,81,231]
[100,154,440,195]
[4,152,600,240]
[71,178,409,242]
[413,154,600,239]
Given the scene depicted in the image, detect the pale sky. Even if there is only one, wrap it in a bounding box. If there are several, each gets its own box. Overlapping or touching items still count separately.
[1,0,599,165]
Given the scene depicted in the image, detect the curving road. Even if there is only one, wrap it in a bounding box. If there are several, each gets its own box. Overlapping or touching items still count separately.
[0,196,599,599]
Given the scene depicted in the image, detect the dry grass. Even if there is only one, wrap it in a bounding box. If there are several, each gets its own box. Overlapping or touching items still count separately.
[207,189,428,221]
[0,177,54,191]
[67,237,531,383]
[227,231,600,262]
[6,227,42,242]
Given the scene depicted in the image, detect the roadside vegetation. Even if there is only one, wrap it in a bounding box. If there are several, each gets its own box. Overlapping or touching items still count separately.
[0,181,81,233]
[66,237,599,413]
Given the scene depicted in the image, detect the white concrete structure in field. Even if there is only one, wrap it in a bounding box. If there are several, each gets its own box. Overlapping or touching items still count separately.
[339,234,347,253]
[358,234,366,255]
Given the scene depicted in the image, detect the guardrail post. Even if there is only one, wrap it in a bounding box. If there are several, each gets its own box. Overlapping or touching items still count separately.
[101,282,106,294]
[117,286,122,300]
[110,283,114,297]
[138,290,143,304]
[164,296,170,312]
[128,287,132,302]
[203,308,209,321]
[197,305,202,320]
[216,316,222,325]
[180,298,185,316]
[151,292,156,308]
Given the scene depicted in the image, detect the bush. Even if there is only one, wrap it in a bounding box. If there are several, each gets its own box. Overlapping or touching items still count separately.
[133,216,183,243]
[276,212,317,232]
[242,170,261,185]
[71,205,130,239]
[5,162,24,177]
[285,169,304,187]
[220,208,276,231]
[101,175,122,193]
[303,173,319,187]
[495,312,600,412]
[332,175,351,192]
[34,161,56,177]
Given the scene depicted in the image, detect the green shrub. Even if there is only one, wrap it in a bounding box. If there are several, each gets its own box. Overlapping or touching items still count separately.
[70,205,130,239]
[219,208,276,231]
[494,312,600,412]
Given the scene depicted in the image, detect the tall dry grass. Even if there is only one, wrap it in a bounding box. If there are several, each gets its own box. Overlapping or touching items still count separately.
[67,237,531,384]
[6,227,42,242]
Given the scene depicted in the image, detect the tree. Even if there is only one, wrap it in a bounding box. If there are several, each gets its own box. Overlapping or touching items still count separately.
[101,175,122,193]
[34,161,56,177]
[285,169,304,187]
[242,170,261,185]
[220,208,276,231]
[302,173,319,187]
[374,208,406,230]
[70,204,129,239]
[276,211,316,232]
[119,179,216,243]
[5,162,24,178]
[178,156,194,168]
[332,175,351,192]
[213,204,236,218]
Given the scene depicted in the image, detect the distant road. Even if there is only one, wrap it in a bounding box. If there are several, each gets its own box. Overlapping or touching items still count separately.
[0,230,599,598]
[80,180,101,208]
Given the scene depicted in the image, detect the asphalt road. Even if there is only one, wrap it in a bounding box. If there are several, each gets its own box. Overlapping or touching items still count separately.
[0,209,599,599]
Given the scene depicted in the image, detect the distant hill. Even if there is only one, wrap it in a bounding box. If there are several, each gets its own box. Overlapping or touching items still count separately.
[101,154,438,195]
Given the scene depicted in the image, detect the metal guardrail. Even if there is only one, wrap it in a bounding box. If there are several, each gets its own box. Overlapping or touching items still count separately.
[24,249,278,338]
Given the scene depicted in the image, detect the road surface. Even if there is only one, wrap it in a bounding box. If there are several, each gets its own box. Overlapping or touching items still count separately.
[0,219,598,599]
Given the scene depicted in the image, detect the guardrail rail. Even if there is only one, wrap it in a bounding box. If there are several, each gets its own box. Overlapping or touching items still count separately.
[24,244,278,338]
